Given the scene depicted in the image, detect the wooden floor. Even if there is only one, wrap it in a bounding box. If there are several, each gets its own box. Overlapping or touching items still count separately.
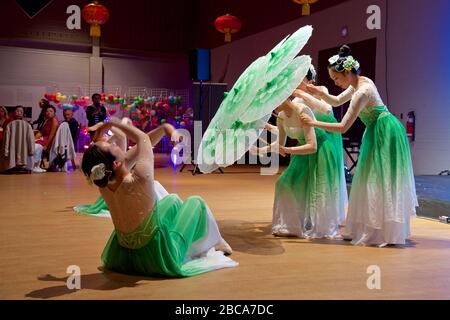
[1,155,450,300]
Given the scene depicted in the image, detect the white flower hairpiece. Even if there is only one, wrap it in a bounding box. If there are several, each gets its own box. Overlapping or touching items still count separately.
[329,54,360,72]
[90,163,106,181]
[328,55,340,65]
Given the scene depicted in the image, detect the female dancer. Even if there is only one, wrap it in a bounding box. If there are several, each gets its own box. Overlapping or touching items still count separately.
[74,119,172,216]
[296,45,417,246]
[253,69,346,239]
[81,120,237,277]
[293,66,348,230]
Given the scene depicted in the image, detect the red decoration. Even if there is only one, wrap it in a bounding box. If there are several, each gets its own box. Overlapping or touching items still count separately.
[82,1,109,37]
[215,14,241,43]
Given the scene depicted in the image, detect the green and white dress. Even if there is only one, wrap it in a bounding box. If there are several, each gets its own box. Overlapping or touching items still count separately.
[339,78,417,245]
[272,104,347,238]
[96,172,237,277]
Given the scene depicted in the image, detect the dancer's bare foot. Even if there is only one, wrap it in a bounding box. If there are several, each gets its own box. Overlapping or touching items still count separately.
[215,238,233,255]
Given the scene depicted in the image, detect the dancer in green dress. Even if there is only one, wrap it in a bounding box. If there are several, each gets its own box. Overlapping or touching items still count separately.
[297,45,417,246]
[74,119,172,217]
[253,68,346,239]
[81,120,237,277]
[293,66,348,229]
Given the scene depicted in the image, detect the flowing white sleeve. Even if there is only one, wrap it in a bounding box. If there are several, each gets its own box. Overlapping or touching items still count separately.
[340,88,370,133]
[294,93,332,114]
[321,86,355,107]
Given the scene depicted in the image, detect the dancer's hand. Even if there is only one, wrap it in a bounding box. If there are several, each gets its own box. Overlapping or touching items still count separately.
[306,84,325,97]
[92,122,112,142]
[265,123,278,133]
[279,146,289,156]
[160,123,177,144]
[292,89,307,99]
[300,113,315,127]
[171,129,183,144]
[271,142,286,157]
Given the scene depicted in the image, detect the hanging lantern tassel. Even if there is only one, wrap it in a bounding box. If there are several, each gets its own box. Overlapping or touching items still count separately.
[293,0,318,16]
[90,23,101,37]
[224,28,231,43]
[302,3,310,16]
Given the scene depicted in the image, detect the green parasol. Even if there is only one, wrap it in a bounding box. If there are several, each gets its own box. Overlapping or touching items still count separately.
[197,25,314,174]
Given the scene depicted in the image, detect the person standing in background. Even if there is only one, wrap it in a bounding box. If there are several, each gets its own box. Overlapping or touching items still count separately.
[86,93,107,140]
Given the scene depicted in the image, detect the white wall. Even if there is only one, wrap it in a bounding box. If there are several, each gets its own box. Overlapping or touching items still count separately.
[0,46,191,125]
[103,55,190,90]
[0,46,90,122]
[211,0,450,175]
[386,0,450,175]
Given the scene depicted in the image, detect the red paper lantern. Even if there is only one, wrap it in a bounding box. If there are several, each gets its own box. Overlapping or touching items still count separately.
[82,1,109,37]
[215,14,241,43]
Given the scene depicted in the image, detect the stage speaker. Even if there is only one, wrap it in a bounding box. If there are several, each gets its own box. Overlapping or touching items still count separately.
[189,48,211,81]
[190,82,227,162]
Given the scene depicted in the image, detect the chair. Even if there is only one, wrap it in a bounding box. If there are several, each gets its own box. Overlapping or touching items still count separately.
[0,120,35,172]
[48,122,76,171]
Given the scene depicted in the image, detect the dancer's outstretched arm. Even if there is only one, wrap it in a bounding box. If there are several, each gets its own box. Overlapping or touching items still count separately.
[97,121,152,178]
[280,115,317,155]
[251,109,287,157]
[120,123,176,169]
[91,121,128,152]
[294,85,354,107]
[293,91,332,115]
[146,123,176,146]
[300,88,369,134]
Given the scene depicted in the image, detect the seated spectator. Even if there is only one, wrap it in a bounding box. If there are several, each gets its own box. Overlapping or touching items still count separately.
[63,108,80,170]
[3,105,27,129]
[33,105,59,173]
[32,99,50,131]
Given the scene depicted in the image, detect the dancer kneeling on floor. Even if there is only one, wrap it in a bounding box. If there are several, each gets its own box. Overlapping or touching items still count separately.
[81,120,237,277]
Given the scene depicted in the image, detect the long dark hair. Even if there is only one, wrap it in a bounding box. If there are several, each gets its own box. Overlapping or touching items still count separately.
[81,144,116,188]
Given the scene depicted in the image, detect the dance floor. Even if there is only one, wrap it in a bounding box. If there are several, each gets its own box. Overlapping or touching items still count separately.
[1,155,450,300]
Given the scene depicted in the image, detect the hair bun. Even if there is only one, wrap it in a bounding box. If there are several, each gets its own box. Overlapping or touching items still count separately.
[338,45,352,57]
